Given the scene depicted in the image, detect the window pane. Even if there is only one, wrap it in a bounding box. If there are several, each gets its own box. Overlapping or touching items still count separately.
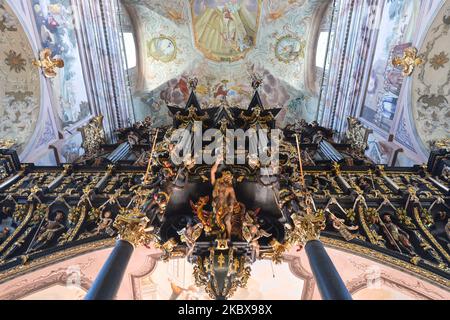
[123,32,136,69]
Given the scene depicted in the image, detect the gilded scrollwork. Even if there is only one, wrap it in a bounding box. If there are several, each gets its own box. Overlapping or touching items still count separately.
[78,116,106,157]
[113,207,155,247]
[345,117,372,156]
[392,47,424,76]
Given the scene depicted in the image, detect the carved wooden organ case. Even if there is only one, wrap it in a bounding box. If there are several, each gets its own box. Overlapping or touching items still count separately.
[0,89,449,298]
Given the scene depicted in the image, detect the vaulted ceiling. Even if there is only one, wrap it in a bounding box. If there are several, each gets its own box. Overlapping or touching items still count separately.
[412,3,450,152]
[122,0,332,126]
[0,2,40,153]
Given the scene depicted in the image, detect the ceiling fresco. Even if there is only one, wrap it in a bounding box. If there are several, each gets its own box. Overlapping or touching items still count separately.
[122,0,330,127]
[360,0,419,133]
[0,1,40,153]
[138,258,305,300]
[412,3,450,151]
[32,0,91,129]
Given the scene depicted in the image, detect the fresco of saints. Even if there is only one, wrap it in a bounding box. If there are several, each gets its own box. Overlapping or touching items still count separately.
[192,0,260,62]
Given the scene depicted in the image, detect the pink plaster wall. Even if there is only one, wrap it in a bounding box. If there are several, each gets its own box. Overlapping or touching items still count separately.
[0,244,448,300]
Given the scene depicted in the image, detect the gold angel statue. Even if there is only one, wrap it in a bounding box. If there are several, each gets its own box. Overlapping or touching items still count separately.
[32,48,64,78]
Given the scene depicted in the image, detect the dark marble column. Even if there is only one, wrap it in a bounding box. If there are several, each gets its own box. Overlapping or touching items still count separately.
[84,240,134,300]
[305,240,352,300]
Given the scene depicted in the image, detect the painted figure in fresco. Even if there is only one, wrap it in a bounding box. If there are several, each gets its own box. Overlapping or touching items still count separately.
[170,280,204,300]
[31,211,65,251]
[381,214,415,255]
[193,0,258,60]
[211,156,238,239]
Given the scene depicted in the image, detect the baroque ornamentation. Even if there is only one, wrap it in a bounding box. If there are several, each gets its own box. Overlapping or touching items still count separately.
[274,35,306,64]
[430,138,450,152]
[113,207,155,247]
[192,247,251,300]
[32,48,64,78]
[78,116,106,157]
[290,207,326,246]
[392,47,423,76]
[346,117,372,156]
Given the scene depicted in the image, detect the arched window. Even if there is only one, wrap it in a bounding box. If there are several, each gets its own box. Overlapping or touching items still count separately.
[123,32,137,70]
[316,31,330,69]
[118,1,137,72]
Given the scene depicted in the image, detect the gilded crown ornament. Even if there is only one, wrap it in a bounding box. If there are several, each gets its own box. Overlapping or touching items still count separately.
[188,77,199,90]
[251,73,263,90]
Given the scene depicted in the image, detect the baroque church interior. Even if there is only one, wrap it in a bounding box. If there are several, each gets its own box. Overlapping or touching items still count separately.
[0,0,449,301]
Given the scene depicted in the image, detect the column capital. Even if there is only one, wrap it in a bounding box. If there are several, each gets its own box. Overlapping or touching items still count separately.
[113,208,154,248]
[290,207,326,246]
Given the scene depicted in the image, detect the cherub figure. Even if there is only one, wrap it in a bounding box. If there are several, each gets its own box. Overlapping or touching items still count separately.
[31,211,65,251]
[177,222,203,259]
[91,211,114,236]
[242,208,271,243]
[329,213,362,241]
